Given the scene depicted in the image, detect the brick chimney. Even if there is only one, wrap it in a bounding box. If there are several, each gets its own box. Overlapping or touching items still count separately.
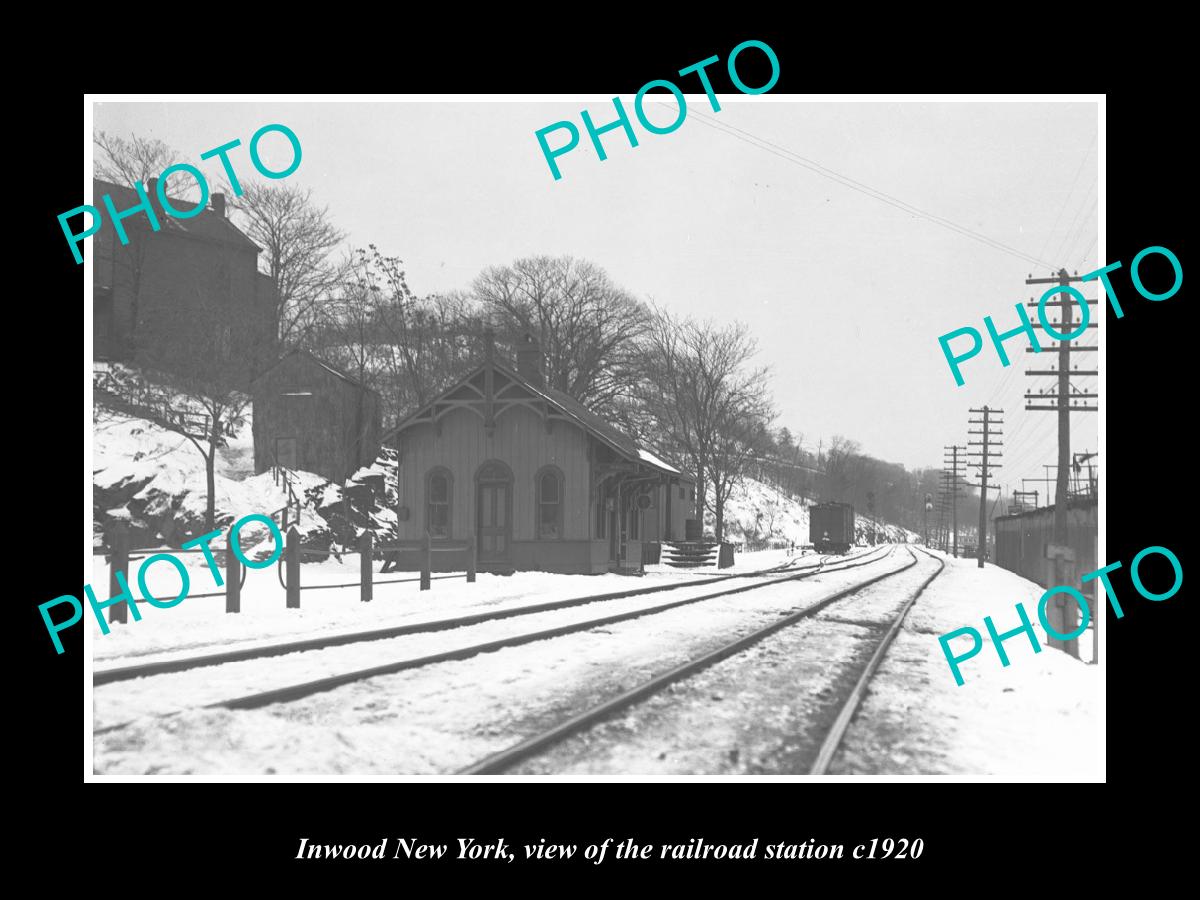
[212,192,226,217]
[516,332,544,387]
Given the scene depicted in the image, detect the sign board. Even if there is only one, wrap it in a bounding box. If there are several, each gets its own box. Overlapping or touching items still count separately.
[1045,544,1076,562]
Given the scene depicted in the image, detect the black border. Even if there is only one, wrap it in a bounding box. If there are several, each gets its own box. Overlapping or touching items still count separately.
[26,24,1185,885]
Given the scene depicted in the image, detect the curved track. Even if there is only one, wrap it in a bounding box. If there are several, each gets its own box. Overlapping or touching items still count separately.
[807,546,945,774]
[94,547,895,734]
[457,545,944,775]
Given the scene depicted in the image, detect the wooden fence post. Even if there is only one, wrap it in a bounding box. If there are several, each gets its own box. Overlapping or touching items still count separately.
[225,524,241,614]
[467,535,476,583]
[107,520,129,625]
[286,525,301,608]
[360,531,373,603]
[420,534,431,591]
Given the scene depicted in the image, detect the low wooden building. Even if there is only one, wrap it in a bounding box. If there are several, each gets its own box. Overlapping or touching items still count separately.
[251,349,382,484]
[385,334,694,574]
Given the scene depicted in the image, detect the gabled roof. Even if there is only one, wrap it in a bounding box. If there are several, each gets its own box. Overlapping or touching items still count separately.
[93,178,262,252]
[251,348,379,394]
[384,357,685,477]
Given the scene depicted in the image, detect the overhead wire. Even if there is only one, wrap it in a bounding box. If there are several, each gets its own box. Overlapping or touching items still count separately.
[1035,132,1097,266]
[1051,180,1097,266]
[666,103,1059,271]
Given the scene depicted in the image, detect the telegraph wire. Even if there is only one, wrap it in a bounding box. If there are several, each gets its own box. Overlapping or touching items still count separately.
[1051,179,1096,266]
[667,104,1059,271]
[1035,132,1097,265]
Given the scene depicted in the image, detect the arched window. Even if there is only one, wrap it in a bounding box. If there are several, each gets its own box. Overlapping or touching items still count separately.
[536,466,564,540]
[426,467,452,538]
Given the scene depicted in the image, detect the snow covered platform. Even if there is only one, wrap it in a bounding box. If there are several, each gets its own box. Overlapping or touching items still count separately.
[89,549,802,664]
[830,551,1101,778]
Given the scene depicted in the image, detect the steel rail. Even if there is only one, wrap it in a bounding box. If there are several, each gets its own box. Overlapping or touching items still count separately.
[93,549,896,741]
[93,551,860,686]
[457,547,920,774]
[807,546,946,775]
[205,550,894,713]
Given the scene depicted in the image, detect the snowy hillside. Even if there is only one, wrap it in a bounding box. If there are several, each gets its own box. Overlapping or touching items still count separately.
[92,364,398,555]
[705,477,919,548]
[707,478,810,549]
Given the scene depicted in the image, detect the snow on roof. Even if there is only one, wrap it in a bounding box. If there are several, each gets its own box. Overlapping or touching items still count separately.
[637,448,680,475]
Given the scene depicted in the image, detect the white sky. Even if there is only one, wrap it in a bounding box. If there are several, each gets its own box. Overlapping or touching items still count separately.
[94,98,1099,495]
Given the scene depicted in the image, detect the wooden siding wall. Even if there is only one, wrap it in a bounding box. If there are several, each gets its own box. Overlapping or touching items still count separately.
[253,354,381,483]
[995,501,1097,591]
[395,404,592,543]
[640,477,697,542]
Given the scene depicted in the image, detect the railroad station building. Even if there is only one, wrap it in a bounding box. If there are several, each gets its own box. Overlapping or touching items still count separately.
[384,333,695,574]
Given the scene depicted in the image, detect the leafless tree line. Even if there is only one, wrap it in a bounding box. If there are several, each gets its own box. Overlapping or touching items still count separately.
[95,132,780,543]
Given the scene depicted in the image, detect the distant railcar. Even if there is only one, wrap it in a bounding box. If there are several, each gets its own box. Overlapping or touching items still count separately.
[810,502,855,554]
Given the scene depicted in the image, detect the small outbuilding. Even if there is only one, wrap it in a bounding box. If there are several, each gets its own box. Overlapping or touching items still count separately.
[251,349,382,484]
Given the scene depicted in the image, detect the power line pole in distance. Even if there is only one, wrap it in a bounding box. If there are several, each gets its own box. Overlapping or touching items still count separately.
[942,444,965,559]
[968,406,1003,569]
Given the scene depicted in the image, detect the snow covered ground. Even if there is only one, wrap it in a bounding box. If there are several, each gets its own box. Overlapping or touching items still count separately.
[91,549,907,775]
[93,405,330,547]
[713,479,811,548]
[831,551,1101,778]
[88,549,814,662]
[90,547,1099,777]
[712,477,919,549]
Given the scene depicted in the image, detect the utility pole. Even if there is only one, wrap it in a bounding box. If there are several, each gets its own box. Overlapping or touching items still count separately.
[942,444,965,558]
[867,491,876,545]
[935,488,948,551]
[1025,269,1098,656]
[923,492,933,546]
[967,406,1003,569]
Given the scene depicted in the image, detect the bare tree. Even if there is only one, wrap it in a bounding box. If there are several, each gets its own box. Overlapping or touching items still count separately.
[94,131,191,196]
[129,294,251,535]
[638,309,775,543]
[230,182,347,349]
[319,247,479,429]
[92,131,193,347]
[471,256,649,410]
[820,435,861,502]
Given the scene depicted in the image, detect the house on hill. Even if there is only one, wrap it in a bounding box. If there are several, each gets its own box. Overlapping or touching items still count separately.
[91,177,277,386]
[251,349,382,485]
[384,332,695,574]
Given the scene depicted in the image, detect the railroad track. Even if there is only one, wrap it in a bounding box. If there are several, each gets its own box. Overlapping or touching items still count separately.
[457,544,945,775]
[93,546,897,735]
[93,550,868,686]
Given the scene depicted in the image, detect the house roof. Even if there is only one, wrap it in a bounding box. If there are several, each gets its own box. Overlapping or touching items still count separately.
[384,356,686,478]
[93,178,262,252]
[251,348,379,394]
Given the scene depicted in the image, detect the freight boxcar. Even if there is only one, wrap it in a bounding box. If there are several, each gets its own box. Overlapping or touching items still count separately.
[810,502,855,554]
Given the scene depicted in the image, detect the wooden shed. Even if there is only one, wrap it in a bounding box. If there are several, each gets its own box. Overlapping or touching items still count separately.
[383,334,694,575]
[251,349,382,484]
